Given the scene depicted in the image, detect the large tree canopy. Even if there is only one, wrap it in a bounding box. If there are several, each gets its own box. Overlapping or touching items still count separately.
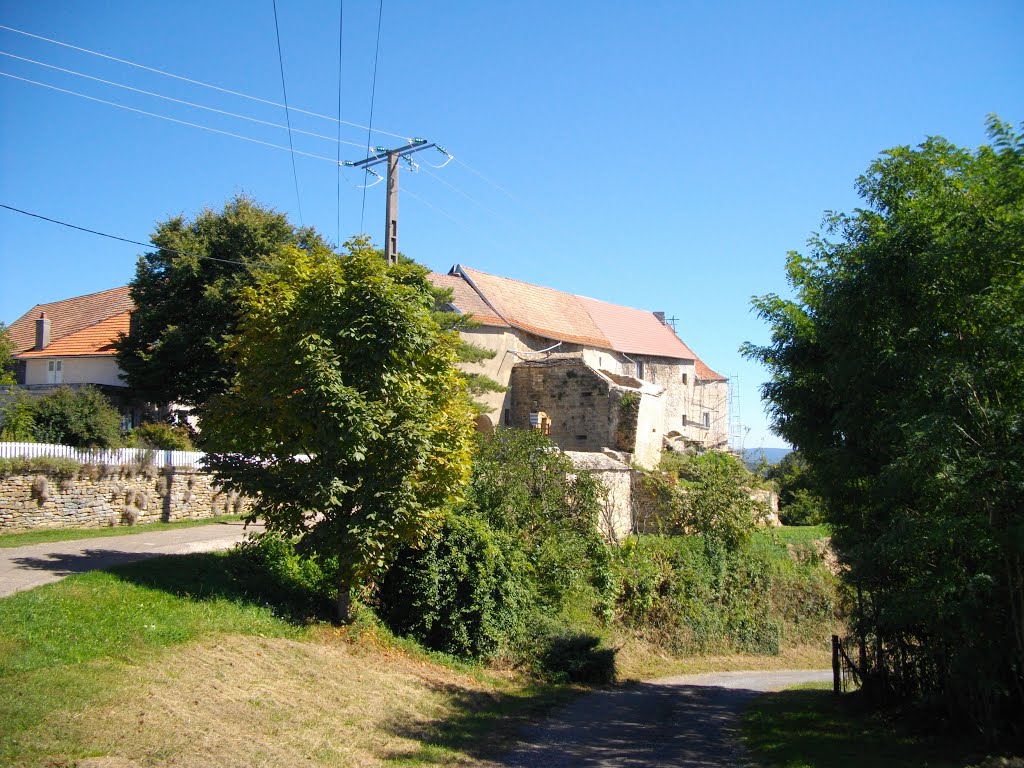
[115,195,328,408]
[744,117,1023,740]
[0,323,16,387]
[200,237,475,622]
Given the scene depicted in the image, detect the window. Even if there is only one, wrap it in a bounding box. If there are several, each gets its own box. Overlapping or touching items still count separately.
[504,408,511,427]
[47,360,63,384]
[702,411,711,429]
[681,415,687,427]
[635,359,644,380]
[681,372,688,385]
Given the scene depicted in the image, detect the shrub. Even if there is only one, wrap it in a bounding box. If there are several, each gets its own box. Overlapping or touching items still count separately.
[129,422,195,451]
[377,512,532,659]
[0,391,37,441]
[538,632,616,684]
[230,533,337,622]
[31,386,122,448]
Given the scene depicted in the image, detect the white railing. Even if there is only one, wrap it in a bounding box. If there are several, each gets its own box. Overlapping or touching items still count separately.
[0,441,206,468]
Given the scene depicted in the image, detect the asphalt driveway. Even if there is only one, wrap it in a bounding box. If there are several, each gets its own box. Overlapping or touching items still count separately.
[0,520,264,597]
[494,669,832,767]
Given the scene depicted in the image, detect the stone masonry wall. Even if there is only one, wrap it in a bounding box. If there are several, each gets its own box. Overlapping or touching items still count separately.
[509,358,619,453]
[0,466,252,532]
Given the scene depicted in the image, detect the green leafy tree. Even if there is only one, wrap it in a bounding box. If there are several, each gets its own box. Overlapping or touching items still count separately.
[31,386,122,448]
[766,451,825,525]
[744,117,1024,739]
[115,195,329,408]
[200,237,475,623]
[0,323,16,387]
[0,391,37,441]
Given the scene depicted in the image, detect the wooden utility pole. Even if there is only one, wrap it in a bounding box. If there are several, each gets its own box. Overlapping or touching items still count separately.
[348,139,437,265]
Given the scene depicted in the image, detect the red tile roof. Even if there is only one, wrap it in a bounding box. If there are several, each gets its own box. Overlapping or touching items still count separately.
[577,295,696,360]
[695,356,727,382]
[17,312,131,358]
[428,273,509,327]
[456,266,607,347]
[447,266,698,360]
[7,286,134,355]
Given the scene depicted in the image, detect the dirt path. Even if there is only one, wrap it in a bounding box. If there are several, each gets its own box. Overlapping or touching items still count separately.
[493,669,831,767]
[0,520,263,597]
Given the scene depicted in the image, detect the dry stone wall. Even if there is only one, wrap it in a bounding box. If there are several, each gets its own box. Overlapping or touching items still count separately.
[0,466,251,532]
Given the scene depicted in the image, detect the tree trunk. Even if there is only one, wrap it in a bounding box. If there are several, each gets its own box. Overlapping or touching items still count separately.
[336,583,352,625]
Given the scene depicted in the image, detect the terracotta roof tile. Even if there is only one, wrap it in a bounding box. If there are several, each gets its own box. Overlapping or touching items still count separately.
[448,266,698,361]
[428,273,509,327]
[695,356,727,382]
[17,313,130,358]
[576,295,696,359]
[7,286,134,354]
[454,267,608,348]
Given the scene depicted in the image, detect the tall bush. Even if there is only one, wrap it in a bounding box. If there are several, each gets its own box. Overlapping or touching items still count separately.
[30,386,122,448]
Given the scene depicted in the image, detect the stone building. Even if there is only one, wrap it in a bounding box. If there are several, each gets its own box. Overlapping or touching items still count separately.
[430,265,729,468]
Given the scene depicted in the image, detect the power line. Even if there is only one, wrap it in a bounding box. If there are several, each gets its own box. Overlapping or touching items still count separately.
[360,0,384,232]
[0,71,346,164]
[0,23,413,141]
[271,0,303,225]
[0,204,247,266]
[419,165,508,222]
[0,50,368,149]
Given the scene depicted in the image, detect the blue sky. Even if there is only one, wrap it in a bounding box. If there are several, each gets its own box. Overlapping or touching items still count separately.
[1,1,1021,449]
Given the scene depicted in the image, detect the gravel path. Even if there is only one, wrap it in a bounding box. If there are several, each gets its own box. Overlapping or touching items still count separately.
[0,520,264,597]
[494,668,832,767]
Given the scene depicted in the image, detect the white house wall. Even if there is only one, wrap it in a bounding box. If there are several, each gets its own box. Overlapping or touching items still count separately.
[23,357,125,388]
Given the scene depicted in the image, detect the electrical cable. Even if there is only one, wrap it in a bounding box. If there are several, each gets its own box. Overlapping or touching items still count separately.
[0,51,367,149]
[419,166,507,221]
[0,71,344,164]
[0,204,247,266]
[0,23,413,141]
[271,0,303,225]
[360,0,384,232]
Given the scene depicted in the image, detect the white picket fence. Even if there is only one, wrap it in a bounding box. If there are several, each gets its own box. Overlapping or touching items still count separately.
[0,441,206,468]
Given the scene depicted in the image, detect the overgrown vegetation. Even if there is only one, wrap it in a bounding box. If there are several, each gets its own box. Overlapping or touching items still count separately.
[377,429,615,682]
[0,386,122,447]
[127,420,196,450]
[223,431,838,683]
[0,323,15,388]
[745,116,1024,744]
[765,450,826,526]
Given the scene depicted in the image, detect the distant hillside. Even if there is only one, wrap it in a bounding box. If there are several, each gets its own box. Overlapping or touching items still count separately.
[743,447,792,468]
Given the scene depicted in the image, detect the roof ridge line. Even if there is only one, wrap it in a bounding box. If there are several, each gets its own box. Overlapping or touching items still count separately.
[450,264,514,329]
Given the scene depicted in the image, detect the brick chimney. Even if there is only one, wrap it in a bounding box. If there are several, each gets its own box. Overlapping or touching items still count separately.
[35,312,51,351]
[653,311,666,325]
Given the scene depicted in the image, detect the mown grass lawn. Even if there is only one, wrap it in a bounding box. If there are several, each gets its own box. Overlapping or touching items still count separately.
[742,683,987,768]
[0,514,245,549]
[0,550,576,767]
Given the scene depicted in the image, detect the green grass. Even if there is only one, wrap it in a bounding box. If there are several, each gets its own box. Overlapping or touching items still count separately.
[766,525,831,546]
[0,551,308,765]
[742,683,981,768]
[0,514,245,548]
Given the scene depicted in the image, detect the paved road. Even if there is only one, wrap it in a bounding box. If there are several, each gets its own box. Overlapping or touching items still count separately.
[494,669,832,767]
[0,520,264,597]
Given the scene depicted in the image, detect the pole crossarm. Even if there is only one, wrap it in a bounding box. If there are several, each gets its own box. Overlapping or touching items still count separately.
[347,139,436,169]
